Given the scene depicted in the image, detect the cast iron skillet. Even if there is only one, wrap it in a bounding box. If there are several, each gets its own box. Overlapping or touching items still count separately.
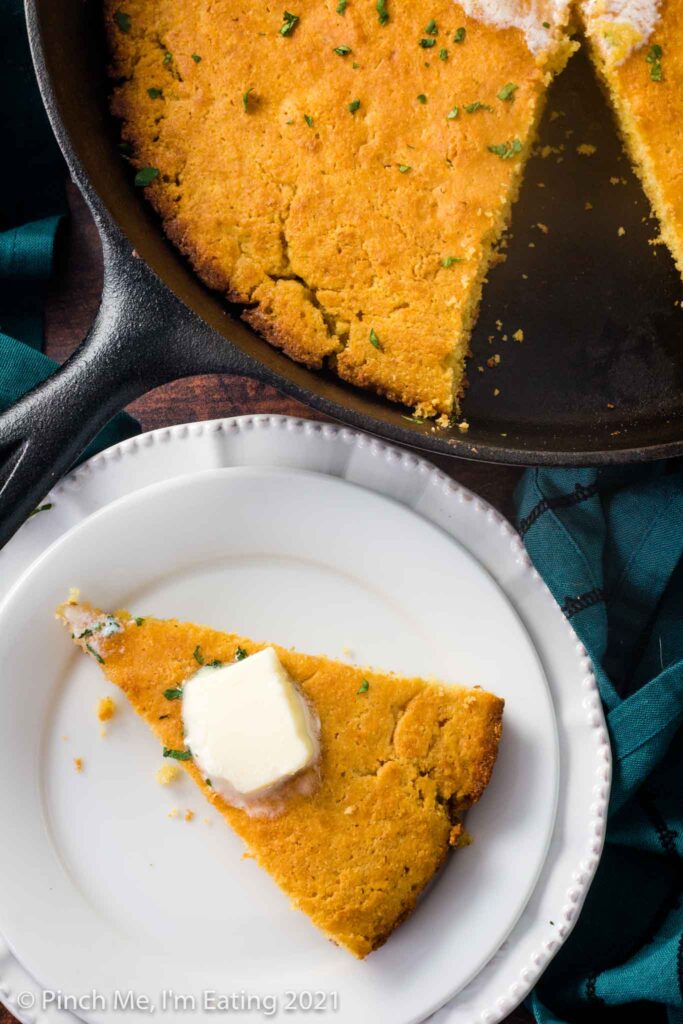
[0,0,682,549]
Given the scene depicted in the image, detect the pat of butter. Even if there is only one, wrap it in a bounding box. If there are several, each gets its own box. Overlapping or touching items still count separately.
[182,647,317,800]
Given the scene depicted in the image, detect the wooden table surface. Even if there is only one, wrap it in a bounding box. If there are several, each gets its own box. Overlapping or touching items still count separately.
[0,181,530,1024]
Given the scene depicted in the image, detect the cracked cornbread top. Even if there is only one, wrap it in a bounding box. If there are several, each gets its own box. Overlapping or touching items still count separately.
[106,0,574,419]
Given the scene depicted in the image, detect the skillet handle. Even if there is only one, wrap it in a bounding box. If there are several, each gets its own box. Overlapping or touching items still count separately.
[0,228,247,550]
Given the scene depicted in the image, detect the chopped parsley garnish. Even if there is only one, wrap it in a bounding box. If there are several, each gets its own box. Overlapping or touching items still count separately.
[439,47,448,60]
[464,101,492,113]
[646,44,663,80]
[147,87,163,99]
[135,616,145,626]
[159,714,170,720]
[417,93,427,103]
[441,256,463,267]
[86,643,104,665]
[205,778,213,787]
[235,646,248,661]
[28,502,53,518]
[425,18,438,34]
[542,20,550,28]
[163,747,192,761]
[349,98,361,113]
[280,10,300,35]
[357,678,370,694]
[352,61,360,68]
[243,88,254,111]
[369,328,382,350]
[163,52,173,65]
[497,82,518,101]
[113,10,131,33]
[398,164,412,173]
[334,44,352,55]
[163,688,183,700]
[208,659,223,668]
[402,414,426,423]
[420,38,436,48]
[304,113,314,127]
[377,0,389,25]
[191,53,202,62]
[446,105,459,120]
[453,27,466,43]
[78,629,93,639]
[134,166,159,187]
[337,0,348,11]
[488,138,522,159]
[193,645,205,665]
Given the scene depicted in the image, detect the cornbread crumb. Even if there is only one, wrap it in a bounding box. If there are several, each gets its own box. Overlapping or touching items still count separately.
[185,810,195,823]
[617,226,626,237]
[585,201,593,210]
[513,329,525,342]
[97,696,116,722]
[157,763,180,786]
[168,807,179,819]
[74,757,83,773]
[457,419,470,434]
[536,223,549,234]
[577,143,597,156]
[487,354,501,368]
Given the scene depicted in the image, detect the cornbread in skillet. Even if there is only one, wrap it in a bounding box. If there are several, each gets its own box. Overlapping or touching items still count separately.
[581,0,683,277]
[57,599,504,958]
[105,0,575,418]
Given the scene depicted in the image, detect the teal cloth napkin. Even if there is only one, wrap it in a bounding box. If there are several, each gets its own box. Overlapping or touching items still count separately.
[516,467,683,1024]
[0,0,139,462]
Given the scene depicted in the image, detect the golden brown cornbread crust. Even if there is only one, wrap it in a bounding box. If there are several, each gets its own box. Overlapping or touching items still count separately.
[58,601,503,958]
[104,0,574,417]
[580,0,683,278]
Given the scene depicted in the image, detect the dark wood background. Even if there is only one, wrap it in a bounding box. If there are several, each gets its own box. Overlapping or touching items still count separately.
[0,180,529,1024]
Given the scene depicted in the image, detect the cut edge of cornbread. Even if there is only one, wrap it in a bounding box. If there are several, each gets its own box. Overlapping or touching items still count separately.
[57,598,504,958]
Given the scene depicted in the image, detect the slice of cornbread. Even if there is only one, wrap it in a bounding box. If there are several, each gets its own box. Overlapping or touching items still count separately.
[581,0,683,276]
[105,0,575,418]
[57,599,503,958]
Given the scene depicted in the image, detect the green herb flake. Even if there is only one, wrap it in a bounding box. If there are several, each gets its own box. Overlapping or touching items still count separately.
[205,778,213,787]
[441,256,463,267]
[420,37,436,48]
[280,10,300,36]
[369,328,382,350]
[352,61,360,68]
[497,82,518,101]
[349,98,361,113]
[417,93,427,104]
[163,688,183,700]
[542,20,550,28]
[398,164,412,173]
[337,0,348,11]
[163,747,192,761]
[646,46,663,81]
[487,137,522,159]
[357,678,370,695]
[243,87,254,112]
[135,617,145,627]
[28,502,53,518]
[464,101,492,113]
[193,645,205,665]
[650,62,663,81]
[191,52,202,62]
[453,27,466,43]
[446,105,459,120]
[158,714,170,720]
[208,659,223,668]
[334,44,352,55]
[86,643,104,665]
[304,113,314,127]
[439,47,448,60]
[377,0,389,26]
[114,10,131,33]
[163,52,173,65]
[235,646,248,661]
[134,166,159,187]
[147,87,163,99]
[425,18,438,34]
[402,414,426,423]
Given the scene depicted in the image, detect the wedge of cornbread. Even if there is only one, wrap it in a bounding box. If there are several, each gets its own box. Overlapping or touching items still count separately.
[58,598,503,958]
[105,0,575,419]
[581,0,683,276]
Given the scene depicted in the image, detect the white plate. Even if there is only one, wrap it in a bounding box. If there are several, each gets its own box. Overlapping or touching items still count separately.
[0,417,610,1024]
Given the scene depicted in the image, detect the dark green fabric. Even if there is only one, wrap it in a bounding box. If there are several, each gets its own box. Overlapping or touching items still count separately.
[1,0,139,458]
[516,466,683,1024]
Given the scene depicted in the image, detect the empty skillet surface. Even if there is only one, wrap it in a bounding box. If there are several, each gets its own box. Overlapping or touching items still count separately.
[15,0,683,472]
